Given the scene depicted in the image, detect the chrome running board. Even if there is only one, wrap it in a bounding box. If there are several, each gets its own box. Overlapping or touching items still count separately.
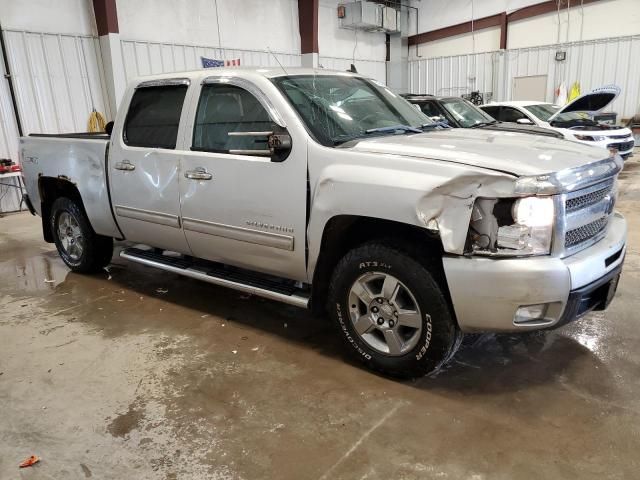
[120,247,310,308]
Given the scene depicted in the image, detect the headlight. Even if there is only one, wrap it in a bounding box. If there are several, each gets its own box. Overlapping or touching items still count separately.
[575,135,606,141]
[470,197,554,256]
[512,197,555,227]
[502,197,554,255]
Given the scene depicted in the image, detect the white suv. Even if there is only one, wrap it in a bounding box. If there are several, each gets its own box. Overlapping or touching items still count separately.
[481,86,635,158]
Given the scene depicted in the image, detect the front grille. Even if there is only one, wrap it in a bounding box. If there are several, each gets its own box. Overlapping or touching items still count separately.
[561,178,617,253]
[607,140,634,152]
[565,217,608,248]
[565,182,612,212]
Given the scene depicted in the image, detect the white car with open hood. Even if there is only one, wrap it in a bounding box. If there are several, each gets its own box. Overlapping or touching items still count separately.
[480,86,635,158]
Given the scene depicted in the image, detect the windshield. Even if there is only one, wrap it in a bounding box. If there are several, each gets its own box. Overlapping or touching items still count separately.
[440,98,495,128]
[272,75,431,146]
[524,104,591,123]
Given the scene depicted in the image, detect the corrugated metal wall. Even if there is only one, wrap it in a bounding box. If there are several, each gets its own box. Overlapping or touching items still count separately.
[119,39,388,84]
[501,35,640,118]
[408,34,640,119]
[408,51,497,99]
[120,39,302,79]
[3,29,111,134]
[0,29,110,213]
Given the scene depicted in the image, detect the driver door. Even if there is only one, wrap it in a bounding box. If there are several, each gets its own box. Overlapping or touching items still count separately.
[178,78,308,281]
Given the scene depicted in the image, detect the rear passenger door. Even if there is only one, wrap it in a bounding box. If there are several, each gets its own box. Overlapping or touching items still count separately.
[178,77,308,281]
[109,79,192,253]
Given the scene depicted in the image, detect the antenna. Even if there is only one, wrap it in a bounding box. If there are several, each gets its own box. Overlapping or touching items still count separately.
[268,48,289,76]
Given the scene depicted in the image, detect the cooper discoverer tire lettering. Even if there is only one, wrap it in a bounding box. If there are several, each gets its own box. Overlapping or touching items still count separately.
[328,242,461,378]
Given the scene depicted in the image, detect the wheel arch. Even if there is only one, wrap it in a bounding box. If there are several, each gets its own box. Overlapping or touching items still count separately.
[39,177,90,243]
[309,214,452,317]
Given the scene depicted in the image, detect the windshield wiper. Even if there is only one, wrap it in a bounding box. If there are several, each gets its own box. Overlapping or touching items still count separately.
[365,124,423,134]
[333,124,423,146]
[470,120,498,128]
[420,121,451,130]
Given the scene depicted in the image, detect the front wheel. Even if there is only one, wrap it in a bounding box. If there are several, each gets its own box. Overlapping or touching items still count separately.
[328,242,461,378]
[50,197,113,273]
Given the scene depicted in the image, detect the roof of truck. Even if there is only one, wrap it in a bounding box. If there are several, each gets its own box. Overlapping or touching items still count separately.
[131,67,364,83]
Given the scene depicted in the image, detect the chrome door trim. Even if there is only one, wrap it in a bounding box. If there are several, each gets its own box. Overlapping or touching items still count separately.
[182,217,294,251]
[115,205,181,228]
[136,78,191,89]
[201,76,286,127]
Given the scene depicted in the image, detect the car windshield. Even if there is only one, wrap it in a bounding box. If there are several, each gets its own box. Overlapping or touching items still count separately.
[440,98,495,128]
[524,104,591,123]
[272,75,432,146]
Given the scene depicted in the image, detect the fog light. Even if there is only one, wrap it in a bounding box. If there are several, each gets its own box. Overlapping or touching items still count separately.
[514,304,549,324]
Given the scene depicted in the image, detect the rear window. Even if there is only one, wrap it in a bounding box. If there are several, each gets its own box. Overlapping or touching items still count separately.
[124,85,188,149]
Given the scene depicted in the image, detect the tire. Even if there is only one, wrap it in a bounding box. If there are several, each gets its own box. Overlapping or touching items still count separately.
[328,242,462,378]
[50,197,113,273]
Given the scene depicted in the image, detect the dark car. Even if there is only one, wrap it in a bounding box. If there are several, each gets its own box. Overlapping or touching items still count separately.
[402,94,563,139]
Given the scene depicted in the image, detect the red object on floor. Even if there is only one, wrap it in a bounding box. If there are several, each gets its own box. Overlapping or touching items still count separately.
[19,455,40,468]
[10,164,21,172]
[0,165,9,174]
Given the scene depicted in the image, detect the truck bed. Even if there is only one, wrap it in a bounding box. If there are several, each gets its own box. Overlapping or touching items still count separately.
[20,134,121,239]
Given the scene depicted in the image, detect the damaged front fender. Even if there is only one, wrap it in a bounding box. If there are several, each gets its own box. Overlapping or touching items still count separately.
[306,146,519,280]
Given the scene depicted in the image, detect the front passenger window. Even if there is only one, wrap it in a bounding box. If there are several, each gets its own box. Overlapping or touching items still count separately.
[193,84,273,154]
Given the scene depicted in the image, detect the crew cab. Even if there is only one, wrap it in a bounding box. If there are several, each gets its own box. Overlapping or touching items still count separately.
[481,86,635,158]
[20,68,627,378]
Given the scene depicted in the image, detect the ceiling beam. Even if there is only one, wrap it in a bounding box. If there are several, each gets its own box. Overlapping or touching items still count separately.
[408,0,603,47]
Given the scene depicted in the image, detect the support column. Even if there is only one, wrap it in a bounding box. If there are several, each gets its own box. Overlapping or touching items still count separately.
[298,0,319,68]
[386,5,409,93]
[93,0,126,118]
[499,12,508,50]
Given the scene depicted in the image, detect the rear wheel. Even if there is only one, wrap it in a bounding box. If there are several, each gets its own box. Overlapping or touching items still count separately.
[328,242,461,378]
[50,197,113,273]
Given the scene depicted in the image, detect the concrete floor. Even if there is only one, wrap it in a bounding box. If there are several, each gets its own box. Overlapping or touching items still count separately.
[1,160,640,480]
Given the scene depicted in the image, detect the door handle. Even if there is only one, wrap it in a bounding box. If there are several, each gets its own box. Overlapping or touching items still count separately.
[114,160,135,171]
[184,167,213,181]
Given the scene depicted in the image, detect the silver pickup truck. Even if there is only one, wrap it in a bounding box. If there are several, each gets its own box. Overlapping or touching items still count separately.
[20,68,626,377]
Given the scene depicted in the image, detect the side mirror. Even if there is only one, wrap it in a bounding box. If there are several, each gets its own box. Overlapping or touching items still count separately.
[268,133,292,162]
[227,127,292,162]
[105,121,114,135]
[516,118,533,125]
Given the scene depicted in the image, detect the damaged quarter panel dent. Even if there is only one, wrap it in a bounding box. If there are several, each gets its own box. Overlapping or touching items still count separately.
[20,137,121,238]
[306,146,517,278]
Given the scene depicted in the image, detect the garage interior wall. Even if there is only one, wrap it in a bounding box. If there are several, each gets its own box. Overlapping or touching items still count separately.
[408,0,640,119]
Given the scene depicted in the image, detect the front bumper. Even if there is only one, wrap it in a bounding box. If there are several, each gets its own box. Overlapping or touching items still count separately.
[443,212,627,332]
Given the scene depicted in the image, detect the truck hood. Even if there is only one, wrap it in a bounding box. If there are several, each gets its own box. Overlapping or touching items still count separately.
[344,128,608,177]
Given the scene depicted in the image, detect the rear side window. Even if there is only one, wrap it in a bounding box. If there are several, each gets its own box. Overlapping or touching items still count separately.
[498,107,528,123]
[124,85,188,149]
[192,84,272,154]
[418,101,441,117]
[481,106,500,119]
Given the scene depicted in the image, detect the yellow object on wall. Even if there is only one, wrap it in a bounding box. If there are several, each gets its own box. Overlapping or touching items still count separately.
[568,82,581,102]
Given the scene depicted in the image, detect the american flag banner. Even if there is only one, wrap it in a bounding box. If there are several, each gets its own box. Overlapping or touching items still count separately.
[201,57,241,68]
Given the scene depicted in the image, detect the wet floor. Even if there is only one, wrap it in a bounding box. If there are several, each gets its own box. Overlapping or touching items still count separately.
[1,159,640,479]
